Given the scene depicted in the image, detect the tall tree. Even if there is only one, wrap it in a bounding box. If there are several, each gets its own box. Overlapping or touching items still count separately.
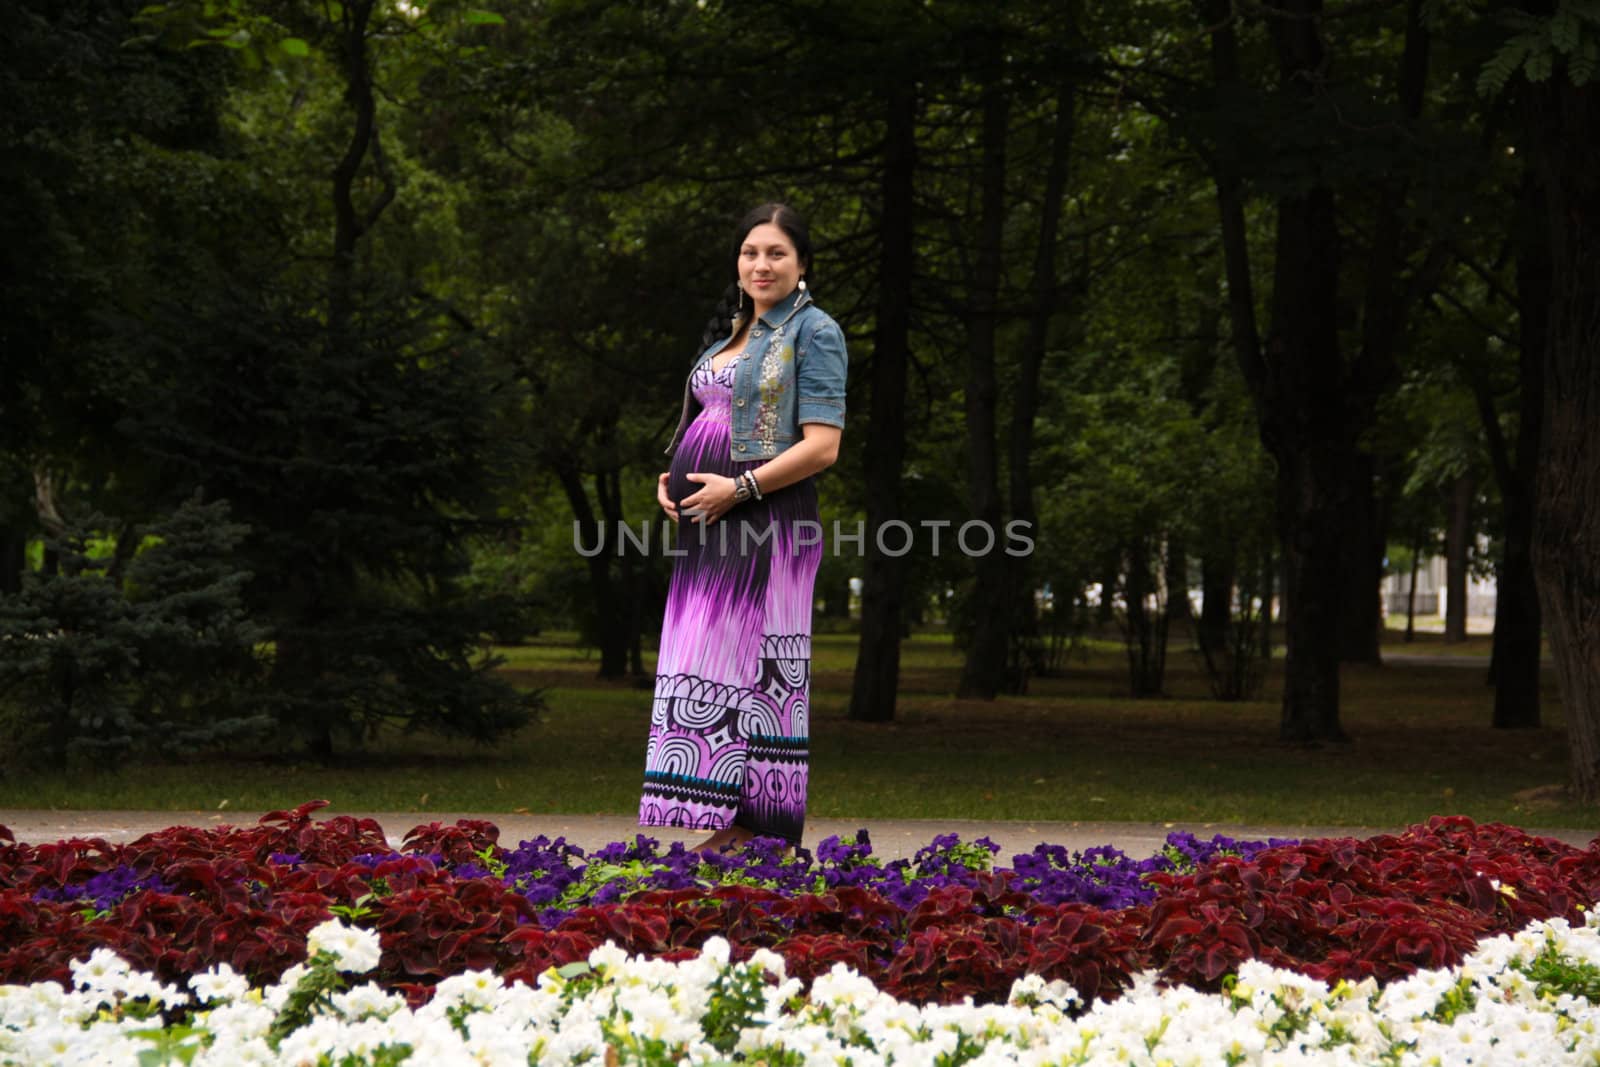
[1475,172,1546,728]
[1007,76,1079,689]
[850,82,918,723]
[1192,0,1349,741]
[1487,2,1600,799]
[1180,0,1435,740]
[1338,0,1435,665]
[955,46,1013,700]
[0,0,235,593]
[122,0,541,756]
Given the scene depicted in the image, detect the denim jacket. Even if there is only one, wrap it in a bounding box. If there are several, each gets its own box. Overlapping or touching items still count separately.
[664,287,848,461]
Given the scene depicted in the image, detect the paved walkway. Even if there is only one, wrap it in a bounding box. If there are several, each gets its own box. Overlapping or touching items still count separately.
[0,810,1591,860]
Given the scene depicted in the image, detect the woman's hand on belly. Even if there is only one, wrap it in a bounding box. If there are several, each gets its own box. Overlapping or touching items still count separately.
[657,472,680,521]
[680,472,739,526]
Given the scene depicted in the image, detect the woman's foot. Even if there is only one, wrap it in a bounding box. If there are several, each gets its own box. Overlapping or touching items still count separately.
[690,825,757,854]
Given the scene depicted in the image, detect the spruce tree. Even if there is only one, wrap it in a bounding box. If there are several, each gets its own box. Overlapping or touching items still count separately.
[124,283,538,759]
[0,497,271,767]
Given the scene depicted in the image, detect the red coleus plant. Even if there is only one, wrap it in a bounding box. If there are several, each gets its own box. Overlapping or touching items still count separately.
[0,807,1595,1010]
[1135,816,1600,989]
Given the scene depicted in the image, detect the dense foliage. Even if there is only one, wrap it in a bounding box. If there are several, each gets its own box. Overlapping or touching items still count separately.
[5,0,1600,801]
[0,498,272,766]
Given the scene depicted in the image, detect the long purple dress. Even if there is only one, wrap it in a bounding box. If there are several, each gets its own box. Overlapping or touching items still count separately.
[638,357,821,844]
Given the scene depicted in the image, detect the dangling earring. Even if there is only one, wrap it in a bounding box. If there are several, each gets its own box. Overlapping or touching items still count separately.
[798,277,808,293]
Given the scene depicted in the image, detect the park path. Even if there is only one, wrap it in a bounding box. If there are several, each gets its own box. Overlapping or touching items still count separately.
[0,810,1591,860]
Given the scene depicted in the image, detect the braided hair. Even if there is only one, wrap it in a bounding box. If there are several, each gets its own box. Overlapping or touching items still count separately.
[698,202,814,354]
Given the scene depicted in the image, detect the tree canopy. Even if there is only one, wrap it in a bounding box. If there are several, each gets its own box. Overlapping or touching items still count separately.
[4,0,1599,803]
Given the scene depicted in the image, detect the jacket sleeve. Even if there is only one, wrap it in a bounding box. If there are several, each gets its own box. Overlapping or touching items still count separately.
[796,316,848,429]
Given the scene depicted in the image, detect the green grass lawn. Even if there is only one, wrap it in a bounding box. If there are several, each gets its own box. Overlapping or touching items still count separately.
[0,632,1588,829]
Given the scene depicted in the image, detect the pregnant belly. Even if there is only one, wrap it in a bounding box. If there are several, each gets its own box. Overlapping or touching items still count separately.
[669,418,736,507]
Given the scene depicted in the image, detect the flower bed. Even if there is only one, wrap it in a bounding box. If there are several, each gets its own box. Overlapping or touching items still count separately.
[4,916,1600,1064]
[3,805,1600,1062]
[4,803,1598,1012]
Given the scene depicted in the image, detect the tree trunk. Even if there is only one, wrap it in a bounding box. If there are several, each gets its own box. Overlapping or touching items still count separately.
[630,610,645,677]
[1480,170,1546,725]
[957,74,1011,701]
[47,677,74,771]
[1445,471,1474,643]
[0,529,24,595]
[1405,533,1422,643]
[1269,173,1350,743]
[1122,537,1168,697]
[1259,537,1275,661]
[849,84,917,723]
[1528,71,1600,799]
[556,463,627,679]
[1337,0,1429,667]
[271,625,335,760]
[1165,539,1193,630]
[327,1,390,335]
[1096,550,1120,625]
[1007,78,1077,693]
[1494,516,1542,727]
[1276,443,1349,742]
[596,467,648,681]
[1200,0,1352,742]
[820,569,851,619]
[1337,453,1383,663]
[105,521,140,589]
[1199,550,1235,662]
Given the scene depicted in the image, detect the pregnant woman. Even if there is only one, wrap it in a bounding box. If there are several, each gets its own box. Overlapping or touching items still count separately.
[638,202,848,853]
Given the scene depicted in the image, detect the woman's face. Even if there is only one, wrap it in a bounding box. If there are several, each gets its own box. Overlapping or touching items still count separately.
[738,222,805,315]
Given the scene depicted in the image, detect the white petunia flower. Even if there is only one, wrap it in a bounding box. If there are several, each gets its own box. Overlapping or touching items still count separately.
[193,1033,276,1065]
[263,963,309,1011]
[587,942,630,973]
[69,947,132,993]
[331,981,406,1020]
[463,1014,539,1067]
[305,918,384,974]
[202,998,277,1042]
[747,946,787,980]
[189,962,248,1004]
[1006,972,1081,1012]
[12,909,1600,1066]
[433,968,503,1011]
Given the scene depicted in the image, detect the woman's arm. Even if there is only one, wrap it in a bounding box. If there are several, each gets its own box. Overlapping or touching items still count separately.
[680,423,842,525]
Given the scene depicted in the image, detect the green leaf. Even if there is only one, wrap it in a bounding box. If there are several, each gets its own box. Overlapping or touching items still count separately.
[1551,8,1581,53]
[465,9,506,25]
[129,1025,205,1066]
[556,961,592,979]
[1527,48,1555,81]
[278,37,310,57]
[1477,35,1533,97]
[1573,37,1599,85]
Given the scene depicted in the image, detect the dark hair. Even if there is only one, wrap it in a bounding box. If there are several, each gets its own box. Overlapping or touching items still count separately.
[698,202,814,354]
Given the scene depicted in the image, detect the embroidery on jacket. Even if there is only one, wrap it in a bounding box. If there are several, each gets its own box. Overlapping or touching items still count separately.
[753,326,792,455]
